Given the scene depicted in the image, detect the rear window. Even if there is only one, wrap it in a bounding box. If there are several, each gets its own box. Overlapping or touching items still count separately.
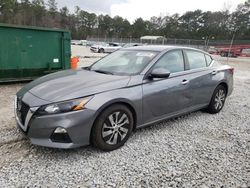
[185,50,207,69]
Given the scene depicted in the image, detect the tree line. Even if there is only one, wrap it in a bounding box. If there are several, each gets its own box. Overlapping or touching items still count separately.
[0,0,249,40]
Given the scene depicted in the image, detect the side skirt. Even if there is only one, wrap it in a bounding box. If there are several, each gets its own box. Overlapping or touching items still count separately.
[136,104,208,129]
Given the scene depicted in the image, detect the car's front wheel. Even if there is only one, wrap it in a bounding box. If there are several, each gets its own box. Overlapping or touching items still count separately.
[98,48,104,53]
[91,104,134,151]
[207,85,227,114]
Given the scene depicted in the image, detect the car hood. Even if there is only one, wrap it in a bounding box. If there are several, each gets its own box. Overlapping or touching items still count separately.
[18,69,131,102]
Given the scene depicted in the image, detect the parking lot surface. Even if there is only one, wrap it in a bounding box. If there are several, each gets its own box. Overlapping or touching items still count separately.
[0,46,249,187]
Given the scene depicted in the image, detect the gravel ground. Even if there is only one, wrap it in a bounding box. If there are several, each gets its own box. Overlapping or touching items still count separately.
[0,46,249,187]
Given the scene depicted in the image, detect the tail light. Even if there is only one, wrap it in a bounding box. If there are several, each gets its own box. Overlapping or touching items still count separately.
[229,68,234,74]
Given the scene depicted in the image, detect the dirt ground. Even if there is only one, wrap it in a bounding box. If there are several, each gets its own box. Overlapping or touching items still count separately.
[0,46,249,187]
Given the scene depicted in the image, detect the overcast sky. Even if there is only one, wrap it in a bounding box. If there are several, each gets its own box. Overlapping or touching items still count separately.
[56,0,246,23]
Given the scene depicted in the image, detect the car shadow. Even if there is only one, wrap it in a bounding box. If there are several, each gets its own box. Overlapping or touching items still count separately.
[28,110,208,158]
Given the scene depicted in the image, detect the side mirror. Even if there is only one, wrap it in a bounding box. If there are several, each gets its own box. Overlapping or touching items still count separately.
[149,68,170,79]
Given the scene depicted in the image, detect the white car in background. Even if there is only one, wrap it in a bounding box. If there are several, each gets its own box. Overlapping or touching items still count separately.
[90,42,122,53]
[71,40,88,46]
[123,43,142,48]
[80,40,87,46]
[71,40,82,45]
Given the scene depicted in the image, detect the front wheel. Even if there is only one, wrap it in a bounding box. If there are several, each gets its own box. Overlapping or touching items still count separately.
[98,48,104,53]
[91,104,134,151]
[207,85,227,114]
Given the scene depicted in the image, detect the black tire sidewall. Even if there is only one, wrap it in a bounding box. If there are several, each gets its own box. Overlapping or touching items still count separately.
[99,48,104,53]
[91,104,134,151]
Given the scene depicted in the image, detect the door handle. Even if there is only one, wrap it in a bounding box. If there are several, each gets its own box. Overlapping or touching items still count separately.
[211,70,217,75]
[181,79,189,85]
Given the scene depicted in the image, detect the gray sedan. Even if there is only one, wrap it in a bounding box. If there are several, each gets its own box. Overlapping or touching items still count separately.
[15,46,234,151]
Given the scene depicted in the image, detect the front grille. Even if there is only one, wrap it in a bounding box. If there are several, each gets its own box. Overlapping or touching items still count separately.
[17,98,30,125]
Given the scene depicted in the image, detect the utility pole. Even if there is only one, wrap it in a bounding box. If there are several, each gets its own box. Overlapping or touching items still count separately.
[227,31,236,63]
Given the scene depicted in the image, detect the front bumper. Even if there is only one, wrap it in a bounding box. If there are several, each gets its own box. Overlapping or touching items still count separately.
[15,96,96,149]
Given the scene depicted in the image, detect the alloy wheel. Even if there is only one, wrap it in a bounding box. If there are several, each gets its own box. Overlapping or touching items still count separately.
[214,89,226,110]
[102,111,130,145]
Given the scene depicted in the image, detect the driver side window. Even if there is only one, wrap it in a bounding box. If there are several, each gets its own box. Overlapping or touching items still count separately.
[154,50,185,73]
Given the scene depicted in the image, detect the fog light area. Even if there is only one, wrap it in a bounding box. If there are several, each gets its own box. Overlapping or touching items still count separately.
[51,128,72,143]
[54,127,67,134]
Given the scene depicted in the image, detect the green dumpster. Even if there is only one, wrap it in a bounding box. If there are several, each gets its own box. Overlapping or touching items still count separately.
[0,23,71,82]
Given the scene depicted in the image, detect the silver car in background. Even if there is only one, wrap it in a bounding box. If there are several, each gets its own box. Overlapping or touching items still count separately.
[90,42,122,53]
[15,46,234,151]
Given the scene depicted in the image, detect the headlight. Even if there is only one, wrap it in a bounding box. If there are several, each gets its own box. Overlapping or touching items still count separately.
[37,96,93,115]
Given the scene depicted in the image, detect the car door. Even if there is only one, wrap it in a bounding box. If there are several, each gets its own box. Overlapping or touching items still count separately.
[104,45,111,53]
[142,50,192,124]
[106,44,117,53]
[183,50,218,107]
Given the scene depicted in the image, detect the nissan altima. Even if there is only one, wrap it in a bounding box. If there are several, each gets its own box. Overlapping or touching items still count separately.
[15,46,234,151]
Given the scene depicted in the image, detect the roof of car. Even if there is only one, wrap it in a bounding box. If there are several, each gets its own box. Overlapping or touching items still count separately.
[124,45,203,52]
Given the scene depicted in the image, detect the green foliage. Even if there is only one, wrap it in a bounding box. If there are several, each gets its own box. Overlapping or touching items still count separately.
[0,0,249,40]
[0,0,18,23]
[47,0,57,13]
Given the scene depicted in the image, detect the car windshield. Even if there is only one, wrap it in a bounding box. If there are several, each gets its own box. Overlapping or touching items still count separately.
[90,50,158,75]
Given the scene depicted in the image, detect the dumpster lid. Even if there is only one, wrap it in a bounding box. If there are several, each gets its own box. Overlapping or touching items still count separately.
[0,23,69,33]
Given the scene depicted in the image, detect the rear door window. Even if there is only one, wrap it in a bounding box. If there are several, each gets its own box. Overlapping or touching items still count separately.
[185,50,207,69]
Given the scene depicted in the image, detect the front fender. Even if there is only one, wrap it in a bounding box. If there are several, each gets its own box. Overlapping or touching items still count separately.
[85,85,143,128]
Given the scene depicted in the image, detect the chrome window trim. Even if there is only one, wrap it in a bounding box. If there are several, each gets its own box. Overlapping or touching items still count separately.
[209,60,216,67]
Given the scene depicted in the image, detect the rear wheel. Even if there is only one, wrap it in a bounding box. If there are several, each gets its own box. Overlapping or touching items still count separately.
[207,85,227,114]
[91,104,134,151]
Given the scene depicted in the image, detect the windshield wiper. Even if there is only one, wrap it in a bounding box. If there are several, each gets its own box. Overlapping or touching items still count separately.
[92,69,114,75]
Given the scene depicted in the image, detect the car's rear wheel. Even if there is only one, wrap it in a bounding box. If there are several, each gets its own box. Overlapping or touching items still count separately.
[207,85,227,114]
[91,104,134,151]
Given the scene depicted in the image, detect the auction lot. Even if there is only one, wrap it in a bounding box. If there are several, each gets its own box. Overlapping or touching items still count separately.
[0,46,249,187]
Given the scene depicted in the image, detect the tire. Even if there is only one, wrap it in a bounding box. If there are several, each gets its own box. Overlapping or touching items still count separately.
[207,85,227,114]
[91,104,134,151]
[99,48,104,53]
